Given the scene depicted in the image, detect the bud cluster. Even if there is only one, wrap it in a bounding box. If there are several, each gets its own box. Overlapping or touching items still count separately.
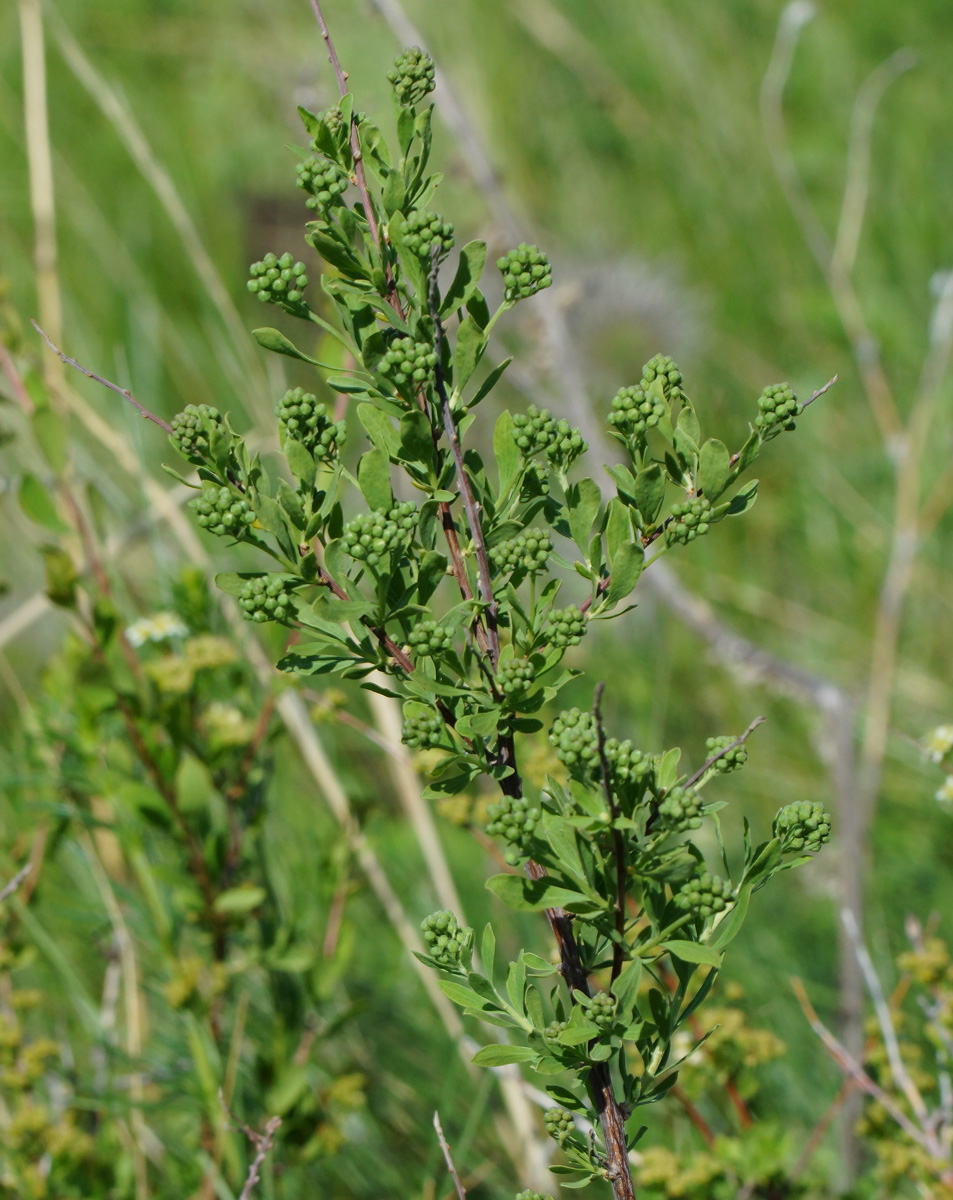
[674,872,734,918]
[497,244,552,303]
[401,706,444,749]
[238,576,297,625]
[378,336,438,393]
[485,794,540,865]
[420,910,473,969]
[403,210,454,259]
[170,404,222,461]
[295,156,348,216]
[489,530,553,575]
[641,354,684,402]
[546,605,588,648]
[544,1107,575,1146]
[666,496,712,545]
[387,46,436,107]
[705,734,747,773]
[588,992,616,1031]
[407,620,453,658]
[511,405,585,470]
[755,383,800,436]
[548,709,650,792]
[498,658,536,701]
[191,486,256,538]
[247,252,308,307]
[276,388,346,461]
[773,800,832,853]
[657,786,703,832]
[608,384,666,440]
[342,501,418,567]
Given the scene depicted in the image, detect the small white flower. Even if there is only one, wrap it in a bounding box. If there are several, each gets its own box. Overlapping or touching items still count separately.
[125,612,189,647]
[924,725,953,764]
[935,776,953,805]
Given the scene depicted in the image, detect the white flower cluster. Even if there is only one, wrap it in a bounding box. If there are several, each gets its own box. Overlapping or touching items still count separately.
[925,725,953,764]
[936,776,953,805]
[126,612,189,648]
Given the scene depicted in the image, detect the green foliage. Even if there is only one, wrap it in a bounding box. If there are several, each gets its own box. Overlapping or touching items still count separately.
[158,39,834,1194]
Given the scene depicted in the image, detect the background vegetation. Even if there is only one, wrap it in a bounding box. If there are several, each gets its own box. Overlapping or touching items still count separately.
[1,0,951,1196]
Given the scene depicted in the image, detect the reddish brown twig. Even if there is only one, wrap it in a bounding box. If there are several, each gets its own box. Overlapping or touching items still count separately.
[593,683,627,983]
[433,1111,467,1200]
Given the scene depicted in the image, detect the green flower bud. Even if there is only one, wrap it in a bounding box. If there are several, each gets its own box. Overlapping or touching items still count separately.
[407,619,453,659]
[295,156,348,217]
[705,735,747,773]
[247,252,308,311]
[755,382,801,437]
[190,485,256,540]
[170,404,222,461]
[547,605,588,648]
[498,658,536,701]
[674,872,734,918]
[420,910,473,968]
[403,209,455,260]
[657,785,703,833]
[543,1107,575,1146]
[485,795,540,865]
[387,46,436,107]
[377,335,438,397]
[275,388,346,462]
[489,529,553,575]
[401,705,444,749]
[587,992,616,1031]
[342,501,418,567]
[773,800,832,853]
[497,244,552,303]
[238,575,298,625]
[666,496,712,545]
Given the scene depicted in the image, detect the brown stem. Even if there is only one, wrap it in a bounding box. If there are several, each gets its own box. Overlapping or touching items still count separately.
[433,1111,467,1200]
[593,683,627,984]
[525,861,636,1199]
[31,321,173,431]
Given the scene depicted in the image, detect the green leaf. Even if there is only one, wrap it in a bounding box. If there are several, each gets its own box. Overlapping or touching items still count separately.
[656,746,682,791]
[438,979,496,1011]
[493,411,520,492]
[611,958,643,1017]
[214,886,267,914]
[440,240,487,318]
[358,403,400,458]
[633,464,665,524]
[469,357,513,407]
[253,494,298,561]
[709,884,752,950]
[566,479,601,550]
[727,479,759,516]
[32,407,66,473]
[485,874,604,915]
[398,409,434,465]
[357,449,392,511]
[678,398,700,447]
[19,475,69,533]
[481,924,496,979]
[284,439,316,492]
[471,1044,537,1067]
[605,542,643,608]
[455,315,488,390]
[662,940,723,967]
[605,497,633,568]
[697,438,730,501]
[252,327,320,365]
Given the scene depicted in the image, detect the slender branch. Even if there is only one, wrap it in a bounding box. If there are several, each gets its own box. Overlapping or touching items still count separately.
[429,256,500,666]
[670,1084,716,1147]
[791,976,932,1151]
[307,0,384,263]
[841,907,931,1127]
[219,1091,282,1200]
[433,1111,467,1200]
[593,683,627,983]
[31,320,173,432]
[0,863,32,905]
[682,716,766,790]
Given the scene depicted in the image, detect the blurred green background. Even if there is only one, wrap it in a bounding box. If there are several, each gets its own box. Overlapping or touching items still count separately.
[1,0,952,1196]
